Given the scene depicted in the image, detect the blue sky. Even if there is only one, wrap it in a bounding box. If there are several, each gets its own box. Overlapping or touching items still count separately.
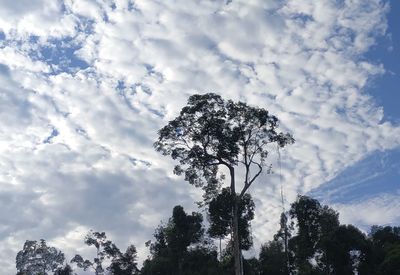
[309,0,400,227]
[0,0,399,273]
[366,0,400,123]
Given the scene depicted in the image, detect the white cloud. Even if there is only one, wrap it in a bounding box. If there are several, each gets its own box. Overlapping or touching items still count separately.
[333,191,400,230]
[0,0,399,273]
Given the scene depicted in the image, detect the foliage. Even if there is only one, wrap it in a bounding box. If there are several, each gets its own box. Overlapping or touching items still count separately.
[259,240,287,275]
[71,230,138,275]
[208,187,255,250]
[142,205,216,275]
[258,196,379,275]
[108,245,139,275]
[54,264,74,275]
[288,195,341,274]
[359,225,400,274]
[154,93,294,201]
[16,239,65,275]
[14,200,400,275]
[154,92,294,275]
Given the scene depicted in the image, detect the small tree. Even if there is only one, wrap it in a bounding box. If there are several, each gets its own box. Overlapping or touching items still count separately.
[108,245,139,275]
[208,187,255,253]
[145,205,205,275]
[155,93,294,275]
[259,240,287,275]
[16,239,65,275]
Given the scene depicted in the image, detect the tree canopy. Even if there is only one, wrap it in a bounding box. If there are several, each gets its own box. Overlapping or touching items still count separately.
[142,205,218,275]
[154,92,294,275]
[154,93,294,201]
[71,230,138,275]
[16,239,65,275]
[14,200,400,275]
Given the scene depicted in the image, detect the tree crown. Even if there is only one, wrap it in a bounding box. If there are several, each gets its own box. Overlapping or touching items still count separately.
[154,93,294,200]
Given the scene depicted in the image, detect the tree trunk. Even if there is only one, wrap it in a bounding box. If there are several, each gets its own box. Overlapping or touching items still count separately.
[229,167,242,275]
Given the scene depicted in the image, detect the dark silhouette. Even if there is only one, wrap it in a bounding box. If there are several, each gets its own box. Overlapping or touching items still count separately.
[141,205,218,275]
[108,245,139,275]
[208,187,255,252]
[154,93,294,275]
[14,200,400,274]
[54,264,74,275]
[71,230,138,275]
[16,239,65,275]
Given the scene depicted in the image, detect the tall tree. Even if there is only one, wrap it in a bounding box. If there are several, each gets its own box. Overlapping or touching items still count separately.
[71,230,121,275]
[16,239,65,275]
[288,196,340,274]
[324,224,368,275]
[287,196,371,275]
[154,93,294,275]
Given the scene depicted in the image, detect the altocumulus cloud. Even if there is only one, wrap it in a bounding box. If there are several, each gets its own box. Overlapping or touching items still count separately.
[0,0,399,273]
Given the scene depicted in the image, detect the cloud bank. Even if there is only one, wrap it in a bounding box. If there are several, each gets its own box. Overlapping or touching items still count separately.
[0,0,399,273]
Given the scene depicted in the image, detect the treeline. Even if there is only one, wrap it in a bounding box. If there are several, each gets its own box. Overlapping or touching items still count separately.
[15,196,400,275]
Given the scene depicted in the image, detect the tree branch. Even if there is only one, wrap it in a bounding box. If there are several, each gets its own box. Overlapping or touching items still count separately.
[240,162,262,198]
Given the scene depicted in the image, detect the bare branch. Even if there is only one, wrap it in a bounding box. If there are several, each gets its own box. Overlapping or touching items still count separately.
[240,162,262,198]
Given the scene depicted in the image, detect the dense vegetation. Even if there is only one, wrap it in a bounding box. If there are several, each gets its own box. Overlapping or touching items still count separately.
[15,196,400,275]
[15,94,399,274]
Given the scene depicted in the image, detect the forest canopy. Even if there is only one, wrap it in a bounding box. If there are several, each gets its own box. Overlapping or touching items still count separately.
[15,196,400,275]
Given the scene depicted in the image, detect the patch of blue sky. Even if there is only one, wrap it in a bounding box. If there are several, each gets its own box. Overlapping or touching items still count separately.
[127,1,138,12]
[116,80,139,112]
[290,13,313,27]
[324,1,400,208]
[43,127,59,144]
[33,37,89,74]
[309,148,400,204]
[75,16,96,35]
[364,0,400,124]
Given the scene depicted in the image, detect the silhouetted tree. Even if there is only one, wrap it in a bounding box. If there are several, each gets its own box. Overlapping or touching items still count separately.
[16,239,65,275]
[54,264,74,275]
[277,196,373,275]
[154,93,294,275]
[317,224,367,275]
[181,245,220,275]
[208,187,255,252]
[259,240,286,275]
[142,205,211,275]
[359,226,400,274]
[288,196,340,274]
[273,212,291,274]
[108,244,139,275]
[71,230,121,275]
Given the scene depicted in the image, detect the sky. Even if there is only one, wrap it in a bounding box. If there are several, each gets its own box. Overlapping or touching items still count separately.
[0,0,399,273]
